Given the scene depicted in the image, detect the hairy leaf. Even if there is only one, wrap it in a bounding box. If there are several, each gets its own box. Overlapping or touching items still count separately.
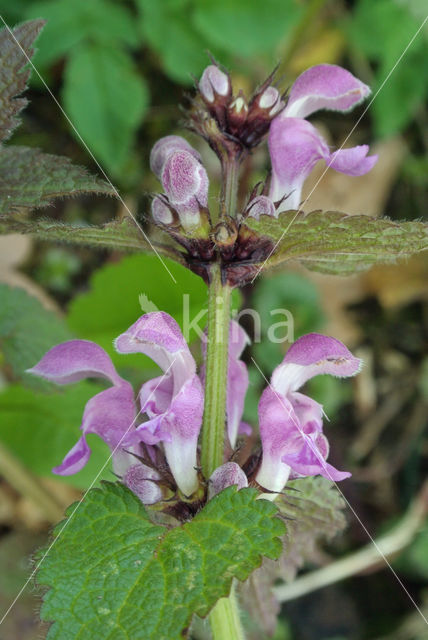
[239,477,346,634]
[277,477,347,581]
[0,383,110,489]
[0,19,44,141]
[0,214,161,252]
[38,483,285,639]
[245,210,428,275]
[0,283,71,389]
[0,146,114,213]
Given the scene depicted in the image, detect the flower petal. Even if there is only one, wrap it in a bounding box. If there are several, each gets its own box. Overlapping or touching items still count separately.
[150,135,201,179]
[256,388,295,492]
[54,383,136,476]
[52,435,91,476]
[80,383,136,450]
[268,117,330,209]
[281,443,351,481]
[272,333,362,395]
[115,312,196,394]
[285,64,371,119]
[162,374,204,495]
[27,340,123,386]
[328,145,378,176]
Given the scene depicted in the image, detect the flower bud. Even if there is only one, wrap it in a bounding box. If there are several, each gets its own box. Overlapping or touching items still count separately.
[258,86,284,116]
[150,135,201,179]
[124,463,163,505]
[227,91,248,134]
[161,150,209,231]
[199,65,231,103]
[208,462,248,499]
[151,197,175,225]
[246,195,276,219]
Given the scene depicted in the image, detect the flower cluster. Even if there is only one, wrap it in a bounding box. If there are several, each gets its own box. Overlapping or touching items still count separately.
[29,312,360,509]
[149,62,377,286]
[29,62,373,514]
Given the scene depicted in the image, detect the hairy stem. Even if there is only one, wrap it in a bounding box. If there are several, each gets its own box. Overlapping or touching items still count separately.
[220,156,240,220]
[201,153,245,639]
[200,263,231,477]
[209,584,245,640]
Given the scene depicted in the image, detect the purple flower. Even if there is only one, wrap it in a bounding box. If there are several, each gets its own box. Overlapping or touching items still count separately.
[28,312,204,497]
[208,462,248,499]
[266,64,377,212]
[227,321,250,448]
[256,333,361,494]
[114,312,205,496]
[150,135,209,231]
[199,65,231,103]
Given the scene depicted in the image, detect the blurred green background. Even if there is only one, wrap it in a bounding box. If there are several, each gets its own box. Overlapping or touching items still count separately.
[0,1,427,639]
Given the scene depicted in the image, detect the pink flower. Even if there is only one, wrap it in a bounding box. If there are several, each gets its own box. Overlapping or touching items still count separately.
[246,64,377,216]
[256,333,361,494]
[28,312,204,497]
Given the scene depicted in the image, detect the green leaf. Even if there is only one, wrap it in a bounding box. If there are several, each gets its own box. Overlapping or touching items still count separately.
[0,383,110,489]
[0,146,114,214]
[0,283,71,389]
[276,477,347,581]
[26,0,139,68]
[63,43,148,177]
[193,0,301,58]
[0,215,166,254]
[67,254,209,369]
[136,0,211,83]
[239,477,346,634]
[38,483,285,639]
[245,210,428,276]
[0,19,44,141]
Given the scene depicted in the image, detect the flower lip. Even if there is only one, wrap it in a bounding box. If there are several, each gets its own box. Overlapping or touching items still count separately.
[284,63,371,119]
[26,339,124,386]
[272,333,362,395]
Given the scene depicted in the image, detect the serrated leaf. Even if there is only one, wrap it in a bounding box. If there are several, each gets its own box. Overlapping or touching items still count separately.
[0,214,168,254]
[63,43,148,176]
[0,19,44,141]
[0,283,71,389]
[239,477,346,634]
[0,146,114,213]
[0,383,110,489]
[277,477,347,581]
[245,210,428,276]
[38,483,285,639]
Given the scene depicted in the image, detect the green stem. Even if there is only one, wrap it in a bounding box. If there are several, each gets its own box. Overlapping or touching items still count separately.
[200,263,231,477]
[200,152,245,639]
[209,584,245,640]
[220,157,239,220]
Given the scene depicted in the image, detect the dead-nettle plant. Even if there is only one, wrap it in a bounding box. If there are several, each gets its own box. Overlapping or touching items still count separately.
[1,19,427,640]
